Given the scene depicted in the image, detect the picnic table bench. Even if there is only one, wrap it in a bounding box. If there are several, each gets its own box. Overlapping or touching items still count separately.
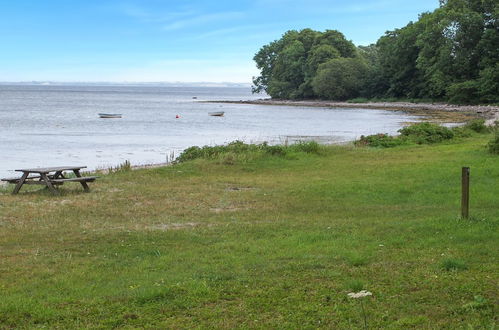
[1,166,97,195]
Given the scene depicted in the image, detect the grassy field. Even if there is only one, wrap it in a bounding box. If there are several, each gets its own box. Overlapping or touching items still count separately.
[0,134,497,328]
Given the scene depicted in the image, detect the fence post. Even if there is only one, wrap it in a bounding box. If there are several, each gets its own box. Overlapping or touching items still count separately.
[461,167,470,219]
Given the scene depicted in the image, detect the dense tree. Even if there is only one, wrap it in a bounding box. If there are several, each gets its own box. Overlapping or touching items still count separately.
[252,0,498,103]
[252,29,357,99]
[312,58,368,100]
[410,0,497,102]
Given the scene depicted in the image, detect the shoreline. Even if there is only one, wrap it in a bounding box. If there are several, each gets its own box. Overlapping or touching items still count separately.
[3,100,497,187]
[207,99,499,124]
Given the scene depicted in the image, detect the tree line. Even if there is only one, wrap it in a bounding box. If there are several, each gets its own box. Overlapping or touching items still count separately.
[252,0,498,104]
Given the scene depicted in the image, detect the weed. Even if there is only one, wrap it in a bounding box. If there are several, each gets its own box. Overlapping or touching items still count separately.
[461,295,489,311]
[346,280,365,292]
[108,160,131,173]
[289,141,321,154]
[441,258,468,271]
[487,131,499,154]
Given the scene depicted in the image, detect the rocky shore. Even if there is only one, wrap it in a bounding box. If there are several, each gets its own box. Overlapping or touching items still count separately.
[210,99,499,125]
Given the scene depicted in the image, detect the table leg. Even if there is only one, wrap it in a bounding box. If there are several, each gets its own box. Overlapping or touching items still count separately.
[73,169,90,192]
[53,171,65,179]
[40,173,59,195]
[12,172,29,195]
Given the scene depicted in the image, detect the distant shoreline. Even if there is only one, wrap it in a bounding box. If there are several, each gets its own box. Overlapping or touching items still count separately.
[207,99,499,124]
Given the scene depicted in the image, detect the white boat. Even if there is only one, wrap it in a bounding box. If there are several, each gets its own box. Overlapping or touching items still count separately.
[208,111,224,117]
[99,113,122,118]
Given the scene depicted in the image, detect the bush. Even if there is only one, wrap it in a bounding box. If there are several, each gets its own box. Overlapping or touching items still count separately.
[355,133,405,148]
[176,140,323,163]
[290,141,321,154]
[398,122,454,144]
[487,131,499,154]
[463,119,488,133]
[451,126,473,138]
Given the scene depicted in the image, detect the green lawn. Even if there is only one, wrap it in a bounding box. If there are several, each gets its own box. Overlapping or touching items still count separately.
[0,135,497,328]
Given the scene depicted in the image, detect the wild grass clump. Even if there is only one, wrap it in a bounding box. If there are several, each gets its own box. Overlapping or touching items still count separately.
[487,131,499,154]
[441,258,468,271]
[176,140,322,163]
[398,122,454,144]
[346,279,365,292]
[354,133,406,148]
[289,140,321,154]
[108,160,131,173]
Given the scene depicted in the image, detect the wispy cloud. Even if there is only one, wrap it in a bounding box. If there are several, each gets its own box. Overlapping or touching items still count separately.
[195,23,277,39]
[116,3,195,23]
[162,11,245,31]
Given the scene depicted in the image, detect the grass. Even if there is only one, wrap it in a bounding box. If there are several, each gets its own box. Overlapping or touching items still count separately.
[0,134,497,328]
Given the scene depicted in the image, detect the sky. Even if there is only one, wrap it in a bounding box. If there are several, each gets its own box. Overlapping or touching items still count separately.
[0,0,439,83]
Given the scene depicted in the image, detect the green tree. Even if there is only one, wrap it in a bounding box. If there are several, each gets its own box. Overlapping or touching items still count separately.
[252,29,357,99]
[312,58,368,100]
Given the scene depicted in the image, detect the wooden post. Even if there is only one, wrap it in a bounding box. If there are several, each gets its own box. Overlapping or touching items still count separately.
[461,167,470,219]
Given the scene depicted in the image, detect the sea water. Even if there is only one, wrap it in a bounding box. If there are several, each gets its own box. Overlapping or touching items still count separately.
[0,84,422,177]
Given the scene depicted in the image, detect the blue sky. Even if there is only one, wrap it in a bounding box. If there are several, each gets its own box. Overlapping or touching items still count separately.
[0,0,439,83]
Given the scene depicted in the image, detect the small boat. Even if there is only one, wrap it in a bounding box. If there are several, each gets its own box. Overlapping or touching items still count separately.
[99,113,122,119]
[208,111,224,117]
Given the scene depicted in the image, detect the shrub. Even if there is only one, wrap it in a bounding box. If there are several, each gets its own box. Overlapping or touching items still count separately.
[355,133,405,148]
[398,122,454,144]
[463,119,488,133]
[451,126,473,138]
[290,141,321,154]
[265,145,287,156]
[487,131,499,154]
[176,140,323,163]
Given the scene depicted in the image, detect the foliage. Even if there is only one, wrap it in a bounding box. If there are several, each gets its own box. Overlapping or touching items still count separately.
[462,119,488,133]
[312,58,368,100]
[398,122,454,144]
[354,133,406,148]
[176,140,322,163]
[252,29,358,99]
[253,0,499,103]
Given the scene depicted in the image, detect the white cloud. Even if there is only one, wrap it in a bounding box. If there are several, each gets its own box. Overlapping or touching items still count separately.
[162,11,245,31]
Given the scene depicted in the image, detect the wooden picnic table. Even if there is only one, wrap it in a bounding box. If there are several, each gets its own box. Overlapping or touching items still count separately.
[1,166,97,195]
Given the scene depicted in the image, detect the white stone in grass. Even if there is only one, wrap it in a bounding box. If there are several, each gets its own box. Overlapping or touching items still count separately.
[347,290,373,299]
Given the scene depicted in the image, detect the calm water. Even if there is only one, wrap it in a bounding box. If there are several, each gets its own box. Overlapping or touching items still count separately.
[0,85,421,177]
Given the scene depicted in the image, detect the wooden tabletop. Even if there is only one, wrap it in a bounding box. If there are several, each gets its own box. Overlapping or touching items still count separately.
[15,166,87,173]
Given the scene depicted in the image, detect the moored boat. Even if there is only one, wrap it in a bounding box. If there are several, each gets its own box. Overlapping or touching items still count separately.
[98,113,122,118]
[208,111,224,117]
